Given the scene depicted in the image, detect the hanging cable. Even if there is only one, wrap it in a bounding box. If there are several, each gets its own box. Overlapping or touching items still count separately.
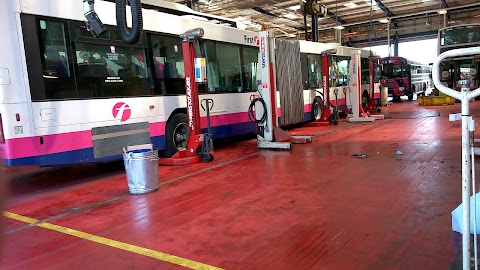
[248,97,267,124]
[116,0,143,44]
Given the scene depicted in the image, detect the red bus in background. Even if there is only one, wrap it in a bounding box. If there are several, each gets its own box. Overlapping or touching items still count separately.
[379,56,430,100]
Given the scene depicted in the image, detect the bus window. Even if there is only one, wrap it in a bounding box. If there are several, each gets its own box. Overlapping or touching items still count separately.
[150,34,185,95]
[305,54,321,89]
[217,43,242,92]
[204,41,220,93]
[241,46,259,92]
[75,43,149,98]
[361,58,369,84]
[336,56,350,86]
[38,19,76,99]
[204,42,243,93]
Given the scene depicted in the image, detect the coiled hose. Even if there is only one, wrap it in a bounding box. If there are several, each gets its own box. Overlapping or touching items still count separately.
[116,0,143,44]
[248,97,267,124]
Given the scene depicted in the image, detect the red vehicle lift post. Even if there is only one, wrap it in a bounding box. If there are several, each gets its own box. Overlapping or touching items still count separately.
[159,28,214,166]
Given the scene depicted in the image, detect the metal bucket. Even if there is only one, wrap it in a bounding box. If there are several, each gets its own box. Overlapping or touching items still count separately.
[123,149,159,195]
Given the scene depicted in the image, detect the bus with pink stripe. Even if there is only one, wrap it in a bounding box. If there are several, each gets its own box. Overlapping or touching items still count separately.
[0,0,378,166]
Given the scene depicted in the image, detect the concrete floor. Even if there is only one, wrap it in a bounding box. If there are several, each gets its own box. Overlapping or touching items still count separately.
[0,99,472,269]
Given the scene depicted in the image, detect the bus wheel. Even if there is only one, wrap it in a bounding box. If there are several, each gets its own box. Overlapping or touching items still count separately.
[165,113,189,157]
[312,97,323,121]
[408,93,414,101]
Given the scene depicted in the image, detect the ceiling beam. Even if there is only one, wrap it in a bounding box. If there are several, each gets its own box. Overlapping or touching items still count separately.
[252,6,277,17]
[327,10,347,24]
[373,0,394,17]
[348,30,438,46]
[440,0,450,19]
[441,0,449,8]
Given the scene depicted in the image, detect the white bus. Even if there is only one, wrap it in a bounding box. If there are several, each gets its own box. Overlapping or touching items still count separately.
[298,41,382,117]
[0,0,265,166]
[0,0,379,167]
[437,24,480,91]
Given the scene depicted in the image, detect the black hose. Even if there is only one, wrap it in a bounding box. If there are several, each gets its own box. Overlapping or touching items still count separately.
[248,97,267,124]
[116,0,143,44]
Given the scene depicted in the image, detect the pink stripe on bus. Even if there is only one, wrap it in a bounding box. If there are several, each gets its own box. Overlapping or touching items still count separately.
[2,130,91,159]
[1,105,321,160]
[200,111,250,127]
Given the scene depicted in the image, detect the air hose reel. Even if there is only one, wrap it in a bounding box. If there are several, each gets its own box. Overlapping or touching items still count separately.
[302,0,328,16]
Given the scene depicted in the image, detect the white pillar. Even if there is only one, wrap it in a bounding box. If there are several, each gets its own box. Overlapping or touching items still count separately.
[387,22,391,56]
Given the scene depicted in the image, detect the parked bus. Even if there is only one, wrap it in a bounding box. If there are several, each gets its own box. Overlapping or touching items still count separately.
[1,0,339,167]
[0,0,264,166]
[299,41,382,117]
[379,56,431,100]
[437,24,480,91]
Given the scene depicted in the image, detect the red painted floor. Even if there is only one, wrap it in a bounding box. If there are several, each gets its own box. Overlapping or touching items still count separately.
[0,99,474,269]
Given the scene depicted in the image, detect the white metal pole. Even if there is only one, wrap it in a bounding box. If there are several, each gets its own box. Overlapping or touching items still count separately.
[387,22,391,56]
[462,89,472,270]
[472,137,478,270]
[432,47,480,270]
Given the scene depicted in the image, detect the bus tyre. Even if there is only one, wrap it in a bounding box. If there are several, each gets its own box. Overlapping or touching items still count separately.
[312,97,323,121]
[165,113,189,157]
[408,93,414,101]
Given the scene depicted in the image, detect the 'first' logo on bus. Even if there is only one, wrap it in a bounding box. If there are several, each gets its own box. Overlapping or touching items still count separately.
[112,102,131,122]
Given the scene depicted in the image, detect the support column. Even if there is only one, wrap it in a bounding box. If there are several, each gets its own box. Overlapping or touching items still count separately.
[443,13,447,28]
[394,35,399,57]
[311,0,318,42]
[387,22,391,56]
[335,29,342,44]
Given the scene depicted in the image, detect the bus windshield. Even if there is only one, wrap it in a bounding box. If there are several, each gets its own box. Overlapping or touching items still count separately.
[383,64,409,78]
[437,24,480,90]
[440,25,480,46]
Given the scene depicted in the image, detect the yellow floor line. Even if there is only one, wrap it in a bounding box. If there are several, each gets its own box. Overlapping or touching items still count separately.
[4,211,223,270]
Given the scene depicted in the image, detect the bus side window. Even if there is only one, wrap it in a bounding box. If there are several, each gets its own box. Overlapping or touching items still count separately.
[303,54,322,89]
[37,19,76,100]
[150,34,185,96]
[240,46,259,92]
[336,57,350,86]
[73,38,150,98]
[216,43,242,93]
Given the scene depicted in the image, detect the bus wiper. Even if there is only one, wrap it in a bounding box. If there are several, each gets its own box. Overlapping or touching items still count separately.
[83,0,107,37]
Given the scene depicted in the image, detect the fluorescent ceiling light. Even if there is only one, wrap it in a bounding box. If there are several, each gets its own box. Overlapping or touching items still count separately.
[364,0,380,11]
[289,5,301,11]
[334,25,345,30]
[379,18,390,23]
[438,9,448,14]
[344,2,357,8]
[283,13,298,19]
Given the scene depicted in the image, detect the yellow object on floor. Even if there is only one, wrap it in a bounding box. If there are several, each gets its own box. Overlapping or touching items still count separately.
[417,96,455,106]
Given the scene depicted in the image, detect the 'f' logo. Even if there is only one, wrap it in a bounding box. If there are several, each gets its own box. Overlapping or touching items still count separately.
[254,36,259,46]
[112,102,131,122]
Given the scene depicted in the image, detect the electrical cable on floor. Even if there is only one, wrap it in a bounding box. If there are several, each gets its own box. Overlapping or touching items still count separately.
[248,96,267,124]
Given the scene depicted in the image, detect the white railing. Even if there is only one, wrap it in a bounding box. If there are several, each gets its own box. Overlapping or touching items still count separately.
[432,47,480,270]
